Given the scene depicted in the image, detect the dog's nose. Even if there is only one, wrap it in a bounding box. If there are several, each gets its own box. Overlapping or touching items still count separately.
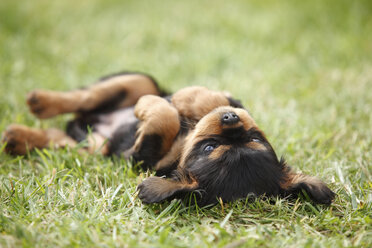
[221,112,240,125]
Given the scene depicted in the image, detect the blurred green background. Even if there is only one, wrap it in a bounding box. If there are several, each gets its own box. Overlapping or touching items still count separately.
[0,0,371,247]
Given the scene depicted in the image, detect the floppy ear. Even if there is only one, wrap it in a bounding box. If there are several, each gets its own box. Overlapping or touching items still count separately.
[137,176,198,204]
[282,173,335,205]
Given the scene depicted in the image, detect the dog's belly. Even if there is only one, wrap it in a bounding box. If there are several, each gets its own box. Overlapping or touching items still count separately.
[93,107,138,138]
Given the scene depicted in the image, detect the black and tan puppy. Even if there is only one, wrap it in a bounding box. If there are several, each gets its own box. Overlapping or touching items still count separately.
[1,72,335,206]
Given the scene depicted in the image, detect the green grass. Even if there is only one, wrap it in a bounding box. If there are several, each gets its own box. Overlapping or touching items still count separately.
[1,0,371,247]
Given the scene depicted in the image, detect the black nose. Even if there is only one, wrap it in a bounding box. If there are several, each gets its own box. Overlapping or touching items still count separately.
[221,112,240,125]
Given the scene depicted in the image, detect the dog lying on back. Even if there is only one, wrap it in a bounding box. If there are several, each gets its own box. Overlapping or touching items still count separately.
[2,72,335,206]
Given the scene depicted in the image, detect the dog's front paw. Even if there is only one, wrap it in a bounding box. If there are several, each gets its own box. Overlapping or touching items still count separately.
[137,176,198,204]
[27,90,61,119]
[138,176,182,204]
[137,177,167,204]
[285,174,336,205]
[305,181,336,205]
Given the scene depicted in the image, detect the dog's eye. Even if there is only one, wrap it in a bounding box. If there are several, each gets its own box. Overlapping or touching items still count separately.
[251,138,260,142]
[204,145,216,152]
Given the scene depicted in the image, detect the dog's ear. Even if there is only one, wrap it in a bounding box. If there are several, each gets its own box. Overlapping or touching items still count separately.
[283,173,335,205]
[137,176,198,204]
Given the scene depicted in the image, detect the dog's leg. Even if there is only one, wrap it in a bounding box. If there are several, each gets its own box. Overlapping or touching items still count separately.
[27,73,162,119]
[281,173,335,205]
[131,95,180,170]
[2,124,108,155]
[171,86,232,120]
[137,175,198,204]
[2,124,77,155]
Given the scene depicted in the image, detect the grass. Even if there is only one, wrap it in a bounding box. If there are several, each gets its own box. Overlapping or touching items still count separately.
[0,0,371,247]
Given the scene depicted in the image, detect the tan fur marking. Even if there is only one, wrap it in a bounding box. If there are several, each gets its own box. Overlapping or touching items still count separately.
[155,136,184,171]
[45,128,77,149]
[245,142,267,150]
[27,74,159,119]
[86,133,109,155]
[134,95,180,155]
[46,130,108,155]
[209,145,231,160]
[172,86,230,121]
[281,173,324,190]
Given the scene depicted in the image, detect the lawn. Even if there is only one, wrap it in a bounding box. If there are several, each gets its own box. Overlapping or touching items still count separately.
[0,0,371,247]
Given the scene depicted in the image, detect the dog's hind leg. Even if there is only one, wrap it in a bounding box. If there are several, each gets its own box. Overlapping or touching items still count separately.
[1,124,77,155]
[27,73,163,119]
[2,124,108,155]
[129,95,180,170]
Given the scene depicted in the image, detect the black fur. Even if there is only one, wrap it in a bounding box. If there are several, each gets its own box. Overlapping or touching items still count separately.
[155,160,179,177]
[132,134,164,170]
[227,97,244,108]
[66,115,100,142]
[108,120,139,156]
[82,90,128,114]
[178,117,194,137]
[181,128,285,206]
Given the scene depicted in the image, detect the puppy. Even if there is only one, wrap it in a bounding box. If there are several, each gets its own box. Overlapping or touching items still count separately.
[1,72,335,206]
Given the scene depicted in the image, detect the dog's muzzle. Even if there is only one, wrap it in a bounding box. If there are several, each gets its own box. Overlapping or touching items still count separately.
[221,111,240,125]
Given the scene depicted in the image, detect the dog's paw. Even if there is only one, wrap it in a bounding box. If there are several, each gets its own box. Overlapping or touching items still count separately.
[285,174,336,205]
[137,177,176,204]
[305,181,336,205]
[2,124,33,155]
[1,124,47,155]
[27,90,61,119]
[137,177,165,204]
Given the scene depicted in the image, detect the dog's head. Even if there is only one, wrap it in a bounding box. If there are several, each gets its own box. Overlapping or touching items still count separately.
[178,106,287,205]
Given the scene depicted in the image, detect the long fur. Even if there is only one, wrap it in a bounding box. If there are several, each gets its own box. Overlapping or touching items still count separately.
[2,72,335,206]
